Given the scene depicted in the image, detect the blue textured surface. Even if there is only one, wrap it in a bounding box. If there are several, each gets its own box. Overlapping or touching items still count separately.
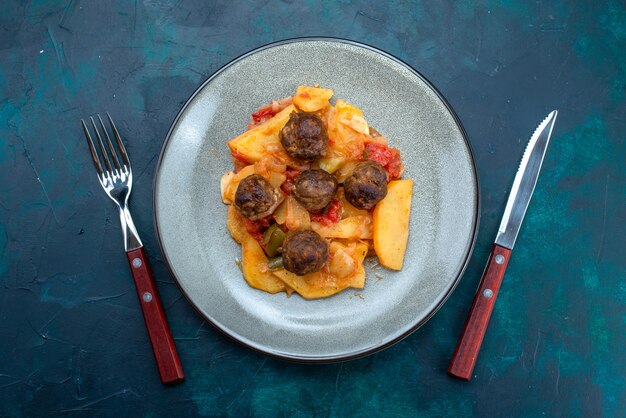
[1,1,624,416]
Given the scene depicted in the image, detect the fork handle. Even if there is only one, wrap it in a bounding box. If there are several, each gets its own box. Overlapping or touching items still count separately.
[126,247,184,384]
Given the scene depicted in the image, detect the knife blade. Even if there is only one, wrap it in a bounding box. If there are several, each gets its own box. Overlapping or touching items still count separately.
[448,110,558,381]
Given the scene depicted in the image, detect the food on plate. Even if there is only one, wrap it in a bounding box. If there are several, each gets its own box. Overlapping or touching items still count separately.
[373,179,414,270]
[220,85,413,299]
[241,235,286,293]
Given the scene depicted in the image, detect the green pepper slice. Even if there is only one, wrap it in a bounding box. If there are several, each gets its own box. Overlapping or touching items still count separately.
[263,224,286,258]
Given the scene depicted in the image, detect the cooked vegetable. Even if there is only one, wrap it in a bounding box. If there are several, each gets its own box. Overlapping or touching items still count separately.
[267,256,284,270]
[272,241,368,298]
[253,155,288,189]
[373,180,413,270]
[273,195,311,230]
[311,215,373,239]
[263,224,286,257]
[281,230,329,276]
[241,236,286,293]
[326,99,367,159]
[234,174,282,220]
[318,157,346,174]
[333,160,359,184]
[228,105,295,162]
[293,86,334,112]
[292,169,339,211]
[279,112,328,162]
[222,86,412,298]
[226,205,249,244]
[363,142,404,180]
[343,160,388,210]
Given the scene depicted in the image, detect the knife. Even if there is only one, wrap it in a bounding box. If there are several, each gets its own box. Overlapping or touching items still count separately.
[448,110,558,381]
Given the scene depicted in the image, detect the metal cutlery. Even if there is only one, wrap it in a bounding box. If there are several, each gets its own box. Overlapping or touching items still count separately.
[81,114,184,384]
[449,110,558,380]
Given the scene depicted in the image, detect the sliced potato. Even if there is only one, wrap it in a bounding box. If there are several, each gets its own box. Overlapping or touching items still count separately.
[311,215,372,239]
[345,240,368,289]
[272,268,340,299]
[373,180,413,270]
[228,105,295,162]
[220,171,235,203]
[241,236,286,293]
[318,157,346,174]
[293,86,334,112]
[226,205,249,244]
[222,164,256,204]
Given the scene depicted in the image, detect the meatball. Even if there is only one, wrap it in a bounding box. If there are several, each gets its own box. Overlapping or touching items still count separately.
[343,161,388,210]
[279,112,328,161]
[292,169,339,211]
[234,174,282,220]
[282,230,329,275]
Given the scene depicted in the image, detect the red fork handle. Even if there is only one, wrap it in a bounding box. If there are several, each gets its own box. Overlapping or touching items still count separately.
[448,244,512,381]
[126,247,184,384]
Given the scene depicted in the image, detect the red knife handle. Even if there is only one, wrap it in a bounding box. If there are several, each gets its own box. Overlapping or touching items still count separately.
[448,244,512,381]
[126,247,184,384]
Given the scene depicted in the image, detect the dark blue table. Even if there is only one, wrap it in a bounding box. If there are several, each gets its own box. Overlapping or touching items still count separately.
[1,1,624,416]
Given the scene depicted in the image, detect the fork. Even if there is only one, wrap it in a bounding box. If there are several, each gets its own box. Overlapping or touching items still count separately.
[81,114,184,384]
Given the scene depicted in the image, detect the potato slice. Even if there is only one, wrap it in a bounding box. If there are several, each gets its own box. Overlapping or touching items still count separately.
[241,236,286,293]
[293,86,334,112]
[220,171,235,203]
[318,157,346,174]
[311,215,372,239]
[272,268,340,299]
[228,105,295,162]
[373,180,413,270]
[226,205,249,244]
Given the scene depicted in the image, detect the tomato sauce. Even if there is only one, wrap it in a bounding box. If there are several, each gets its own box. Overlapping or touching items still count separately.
[251,106,276,123]
[310,199,341,226]
[363,142,403,180]
[231,151,250,173]
[243,216,271,246]
[280,168,300,195]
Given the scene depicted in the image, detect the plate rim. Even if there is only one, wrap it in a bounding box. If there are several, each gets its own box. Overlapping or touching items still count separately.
[152,36,481,363]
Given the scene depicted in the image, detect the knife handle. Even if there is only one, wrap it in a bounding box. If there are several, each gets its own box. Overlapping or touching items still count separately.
[126,247,184,384]
[448,244,512,381]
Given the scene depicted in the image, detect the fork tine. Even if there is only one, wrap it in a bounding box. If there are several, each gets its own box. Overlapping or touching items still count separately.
[81,119,104,176]
[90,116,113,174]
[97,114,122,171]
[106,112,131,168]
